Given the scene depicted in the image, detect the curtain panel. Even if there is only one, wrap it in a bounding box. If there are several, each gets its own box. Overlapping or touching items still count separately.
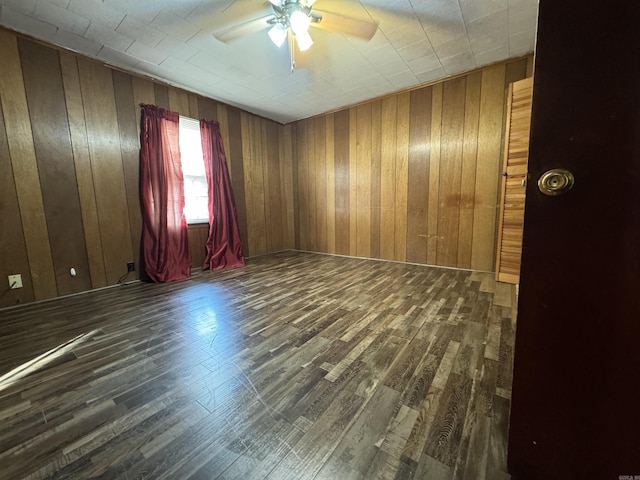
[200,120,245,269]
[139,104,191,282]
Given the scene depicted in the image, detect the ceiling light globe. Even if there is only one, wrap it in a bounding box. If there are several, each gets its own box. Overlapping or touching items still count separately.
[290,10,310,36]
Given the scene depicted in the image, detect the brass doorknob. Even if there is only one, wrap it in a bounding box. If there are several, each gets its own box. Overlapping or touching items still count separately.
[538,169,575,196]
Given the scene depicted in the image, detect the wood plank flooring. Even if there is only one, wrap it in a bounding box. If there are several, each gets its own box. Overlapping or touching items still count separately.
[0,251,516,479]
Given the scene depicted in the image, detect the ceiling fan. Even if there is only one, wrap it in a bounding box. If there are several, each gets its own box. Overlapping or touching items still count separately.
[213,0,379,70]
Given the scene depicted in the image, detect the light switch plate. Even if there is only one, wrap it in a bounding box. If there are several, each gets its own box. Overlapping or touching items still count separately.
[8,274,22,289]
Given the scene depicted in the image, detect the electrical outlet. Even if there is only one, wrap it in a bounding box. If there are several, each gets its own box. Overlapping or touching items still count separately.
[127,262,135,272]
[8,274,22,289]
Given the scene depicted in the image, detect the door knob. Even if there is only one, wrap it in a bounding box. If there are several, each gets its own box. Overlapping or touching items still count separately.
[538,168,575,196]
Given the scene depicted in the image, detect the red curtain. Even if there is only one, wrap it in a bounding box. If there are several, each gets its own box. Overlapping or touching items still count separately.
[139,104,191,282]
[200,119,245,269]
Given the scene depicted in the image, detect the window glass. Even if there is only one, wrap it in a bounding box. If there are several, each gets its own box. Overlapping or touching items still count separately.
[179,116,209,223]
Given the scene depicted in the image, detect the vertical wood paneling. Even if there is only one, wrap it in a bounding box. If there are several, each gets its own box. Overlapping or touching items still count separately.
[457,72,482,269]
[380,96,397,261]
[253,116,269,254]
[297,119,310,250]
[19,39,91,295]
[526,56,534,78]
[225,107,249,258]
[293,57,530,271]
[290,123,300,250]
[168,89,190,117]
[334,110,350,255]
[131,77,155,140]
[395,93,410,263]
[307,119,317,252]
[250,116,267,255]
[112,71,142,278]
[77,59,134,284]
[188,94,199,119]
[406,88,431,264]
[296,120,307,250]
[349,108,357,256]
[264,121,283,252]
[436,77,466,266]
[260,122,272,253]
[314,117,327,253]
[370,100,382,259]
[60,52,108,289]
[0,30,57,300]
[325,114,336,254]
[153,84,170,109]
[216,104,232,177]
[188,228,201,268]
[188,225,207,268]
[241,113,256,255]
[0,89,34,305]
[427,83,442,265]
[355,103,372,257]
[281,124,295,249]
[198,97,218,121]
[472,63,507,271]
[505,58,528,86]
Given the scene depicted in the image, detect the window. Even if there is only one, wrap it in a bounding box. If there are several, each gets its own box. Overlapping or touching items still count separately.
[178,116,209,224]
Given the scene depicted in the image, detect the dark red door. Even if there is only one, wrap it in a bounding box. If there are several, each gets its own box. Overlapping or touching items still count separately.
[508,1,640,479]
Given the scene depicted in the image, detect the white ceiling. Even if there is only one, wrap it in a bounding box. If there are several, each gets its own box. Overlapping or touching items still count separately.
[0,0,538,123]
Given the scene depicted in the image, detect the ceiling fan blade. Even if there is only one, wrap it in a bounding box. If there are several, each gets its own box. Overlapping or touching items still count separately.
[311,9,378,40]
[214,15,274,43]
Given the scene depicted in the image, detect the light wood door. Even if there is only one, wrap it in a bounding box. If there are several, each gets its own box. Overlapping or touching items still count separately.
[495,77,533,284]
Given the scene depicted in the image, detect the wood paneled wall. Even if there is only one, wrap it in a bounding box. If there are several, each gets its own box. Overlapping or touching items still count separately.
[0,29,293,308]
[293,57,531,271]
[0,25,530,309]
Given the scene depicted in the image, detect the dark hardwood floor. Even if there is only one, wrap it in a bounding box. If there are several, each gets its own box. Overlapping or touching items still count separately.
[0,251,516,479]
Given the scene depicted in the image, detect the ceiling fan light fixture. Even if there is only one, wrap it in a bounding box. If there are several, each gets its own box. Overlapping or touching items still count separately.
[290,9,310,36]
[295,30,313,51]
[268,23,287,47]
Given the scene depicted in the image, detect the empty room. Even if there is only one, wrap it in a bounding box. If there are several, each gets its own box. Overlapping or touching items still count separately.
[0,1,638,479]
